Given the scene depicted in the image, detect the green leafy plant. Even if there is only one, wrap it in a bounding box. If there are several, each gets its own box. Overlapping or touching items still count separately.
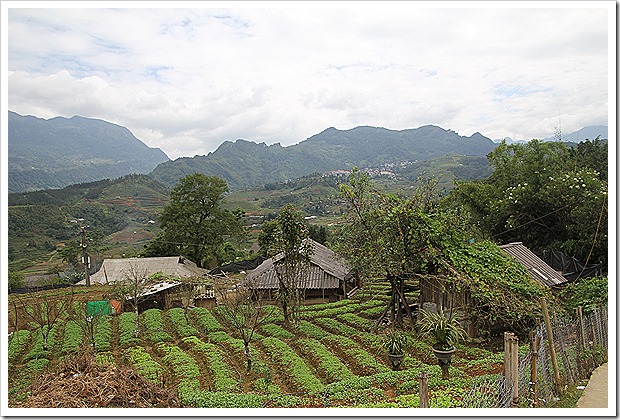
[381,328,411,355]
[418,307,466,351]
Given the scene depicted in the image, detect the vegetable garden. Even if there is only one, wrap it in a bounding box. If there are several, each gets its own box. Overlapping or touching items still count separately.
[8,283,508,408]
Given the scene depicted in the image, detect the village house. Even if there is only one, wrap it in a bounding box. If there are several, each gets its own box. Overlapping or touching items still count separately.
[242,239,359,303]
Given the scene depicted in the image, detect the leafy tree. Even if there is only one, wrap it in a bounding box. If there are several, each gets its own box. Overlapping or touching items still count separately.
[8,271,25,292]
[450,139,607,267]
[336,169,468,328]
[558,276,608,315]
[143,174,243,268]
[267,204,313,324]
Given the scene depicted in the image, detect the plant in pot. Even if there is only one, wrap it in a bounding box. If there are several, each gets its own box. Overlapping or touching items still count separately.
[418,307,467,379]
[381,328,411,371]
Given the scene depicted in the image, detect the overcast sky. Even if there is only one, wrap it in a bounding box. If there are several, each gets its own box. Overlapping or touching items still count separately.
[3,1,614,160]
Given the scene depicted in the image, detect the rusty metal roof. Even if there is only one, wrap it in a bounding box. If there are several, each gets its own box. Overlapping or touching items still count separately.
[499,242,568,287]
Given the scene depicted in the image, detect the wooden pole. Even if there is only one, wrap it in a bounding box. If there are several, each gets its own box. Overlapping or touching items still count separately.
[577,305,586,349]
[541,298,562,394]
[511,334,519,406]
[504,331,519,406]
[419,371,429,408]
[530,331,541,407]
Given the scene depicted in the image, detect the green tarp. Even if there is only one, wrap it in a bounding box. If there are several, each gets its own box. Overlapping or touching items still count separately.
[86,300,114,317]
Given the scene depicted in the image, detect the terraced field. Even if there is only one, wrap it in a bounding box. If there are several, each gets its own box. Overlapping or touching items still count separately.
[8,284,504,408]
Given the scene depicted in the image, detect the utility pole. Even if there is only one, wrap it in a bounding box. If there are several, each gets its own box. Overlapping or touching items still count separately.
[80,225,91,286]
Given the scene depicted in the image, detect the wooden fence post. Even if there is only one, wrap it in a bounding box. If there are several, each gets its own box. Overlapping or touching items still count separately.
[577,305,586,349]
[530,331,541,407]
[419,371,429,408]
[504,332,519,406]
[541,298,562,394]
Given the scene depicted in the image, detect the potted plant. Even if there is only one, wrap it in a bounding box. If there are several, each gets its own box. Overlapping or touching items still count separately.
[418,307,466,378]
[381,328,411,371]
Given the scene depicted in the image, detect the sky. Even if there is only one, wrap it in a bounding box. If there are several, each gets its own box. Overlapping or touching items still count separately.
[2,1,615,160]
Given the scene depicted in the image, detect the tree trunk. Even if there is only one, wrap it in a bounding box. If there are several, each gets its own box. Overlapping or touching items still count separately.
[244,342,252,373]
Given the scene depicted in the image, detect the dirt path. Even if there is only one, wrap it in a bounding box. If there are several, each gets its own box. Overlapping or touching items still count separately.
[576,362,608,408]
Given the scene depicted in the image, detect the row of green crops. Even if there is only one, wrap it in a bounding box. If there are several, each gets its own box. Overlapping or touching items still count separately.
[261,336,324,395]
[189,307,223,333]
[118,312,140,347]
[182,336,240,392]
[296,338,356,383]
[61,320,84,354]
[8,329,31,363]
[168,307,200,338]
[321,335,390,376]
[260,323,294,339]
[292,320,329,340]
[157,342,202,402]
[143,308,172,343]
[124,346,164,385]
[93,316,112,352]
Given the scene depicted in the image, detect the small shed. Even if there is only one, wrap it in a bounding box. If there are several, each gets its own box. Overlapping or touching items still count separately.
[243,239,358,303]
[123,280,184,312]
[499,242,569,288]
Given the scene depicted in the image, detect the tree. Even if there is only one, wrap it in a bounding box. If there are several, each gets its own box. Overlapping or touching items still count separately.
[110,264,157,336]
[336,169,469,329]
[215,276,277,373]
[267,204,313,324]
[449,139,608,267]
[143,174,243,269]
[15,290,75,351]
[8,271,25,292]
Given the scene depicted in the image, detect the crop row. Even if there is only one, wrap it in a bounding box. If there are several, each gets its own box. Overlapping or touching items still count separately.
[93,316,112,352]
[124,345,164,385]
[296,338,356,383]
[321,335,390,376]
[143,308,172,343]
[118,312,140,347]
[189,307,223,333]
[261,336,324,395]
[182,336,239,392]
[168,307,200,338]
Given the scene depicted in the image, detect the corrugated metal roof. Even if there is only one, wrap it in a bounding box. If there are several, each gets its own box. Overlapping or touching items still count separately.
[499,242,568,287]
[244,239,349,290]
[81,256,207,285]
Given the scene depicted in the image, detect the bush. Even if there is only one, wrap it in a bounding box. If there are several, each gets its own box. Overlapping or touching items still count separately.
[558,276,608,315]
[8,271,25,292]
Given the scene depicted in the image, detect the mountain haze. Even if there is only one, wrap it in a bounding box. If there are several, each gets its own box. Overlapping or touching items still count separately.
[8,111,170,193]
[150,125,497,190]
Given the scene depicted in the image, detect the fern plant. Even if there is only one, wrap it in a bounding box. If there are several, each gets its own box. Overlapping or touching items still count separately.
[418,307,466,351]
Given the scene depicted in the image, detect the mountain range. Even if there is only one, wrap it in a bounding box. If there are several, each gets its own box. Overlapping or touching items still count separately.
[149,125,496,190]
[8,111,169,193]
[7,110,608,193]
[496,125,608,144]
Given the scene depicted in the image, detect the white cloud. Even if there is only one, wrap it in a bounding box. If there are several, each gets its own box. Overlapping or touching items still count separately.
[4,2,613,159]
